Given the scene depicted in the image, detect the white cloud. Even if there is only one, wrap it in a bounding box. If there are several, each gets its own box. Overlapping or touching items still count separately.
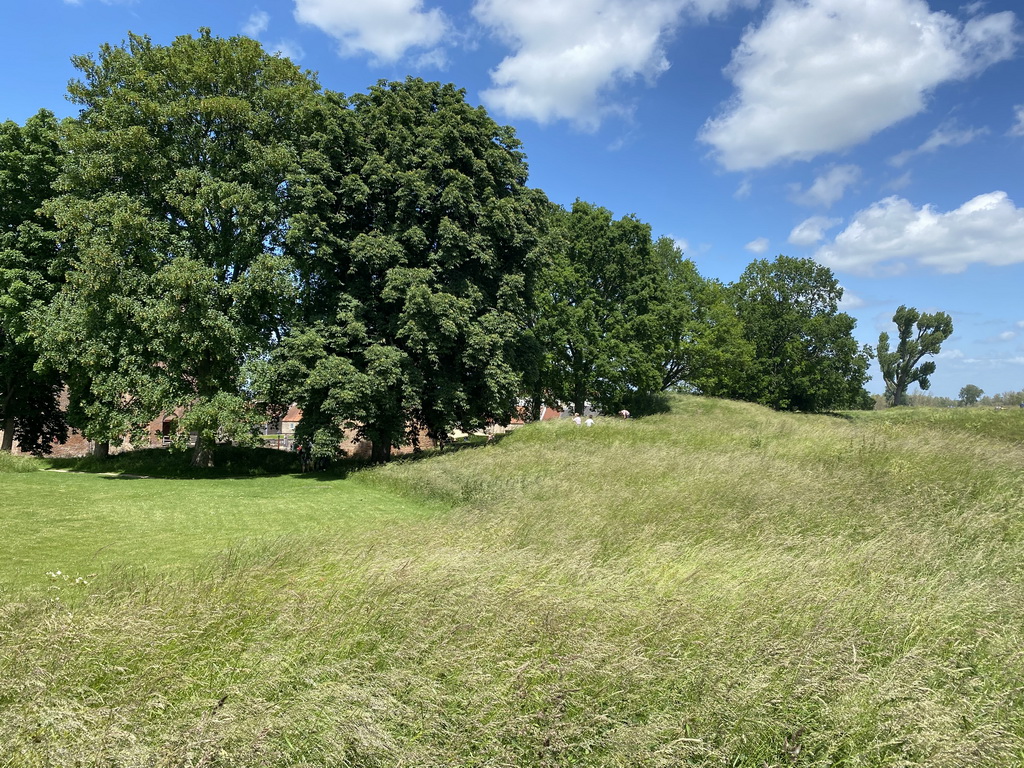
[838,289,866,311]
[815,191,1024,275]
[671,236,690,253]
[745,237,770,253]
[473,0,756,128]
[700,0,1019,171]
[294,0,448,63]
[889,122,989,166]
[999,330,1017,341]
[734,178,753,200]
[789,215,841,246]
[1010,105,1024,137]
[243,11,270,37]
[271,40,306,61]
[412,48,449,69]
[1017,320,1024,328]
[790,164,861,208]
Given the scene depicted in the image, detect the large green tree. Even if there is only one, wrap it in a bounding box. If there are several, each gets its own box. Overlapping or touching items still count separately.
[276,78,547,462]
[877,305,954,407]
[650,236,752,397]
[534,202,665,417]
[38,30,323,464]
[732,255,872,412]
[0,110,68,454]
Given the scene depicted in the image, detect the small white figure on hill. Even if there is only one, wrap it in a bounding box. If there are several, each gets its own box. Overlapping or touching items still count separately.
[585,417,594,427]
[573,414,582,426]
[618,409,630,419]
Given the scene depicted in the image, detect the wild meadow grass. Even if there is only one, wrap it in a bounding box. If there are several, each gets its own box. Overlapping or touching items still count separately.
[2,396,1023,766]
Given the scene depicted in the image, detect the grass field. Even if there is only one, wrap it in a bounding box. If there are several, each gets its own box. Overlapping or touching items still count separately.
[1,397,1023,766]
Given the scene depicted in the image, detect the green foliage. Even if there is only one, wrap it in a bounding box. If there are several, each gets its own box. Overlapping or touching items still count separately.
[0,110,68,453]
[278,78,546,461]
[732,255,872,411]
[877,304,954,406]
[980,389,1024,408]
[37,30,322,464]
[534,201,665,415]
[959,383,984,406]
[651,236,752,397]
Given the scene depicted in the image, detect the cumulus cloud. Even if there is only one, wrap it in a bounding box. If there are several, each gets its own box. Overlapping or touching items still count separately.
[294,0,448,63]
[473,0,756,128]
[838,289,866,311]
[271,40,306,61]
[700,0,1019,171]
[243,11,270,37]
[815,191,1024,275]
[745,237,770,253]
[789,215,841,246]
[889,122,989,166]
[1011,105,1024,137]
[790,164,861,208]
[999,330,1017,341]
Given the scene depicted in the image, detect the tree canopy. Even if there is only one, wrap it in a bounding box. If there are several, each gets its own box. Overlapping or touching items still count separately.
[37,30,324,464]
[0,109,68,454]
[958,384,983,407]
[532,201,667,417]
[877,305,954,407]
[732,255,872,412]
[1,31,924,461]
[274,78,548,462]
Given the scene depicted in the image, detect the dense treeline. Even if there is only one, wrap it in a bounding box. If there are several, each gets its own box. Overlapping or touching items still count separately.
[0,30,874,465]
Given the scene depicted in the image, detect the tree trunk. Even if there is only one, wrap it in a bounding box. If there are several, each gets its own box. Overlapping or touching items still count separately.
[370,439,391,463]
[191,437,214,468]
[1,414,14,453]
[573,381,588,420]
[93,440,110,460]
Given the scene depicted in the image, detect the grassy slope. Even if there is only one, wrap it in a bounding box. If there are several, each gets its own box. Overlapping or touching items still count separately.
[1,397,1023,766]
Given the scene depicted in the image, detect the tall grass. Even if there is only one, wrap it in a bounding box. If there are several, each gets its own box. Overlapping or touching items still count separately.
[0,451,39,473]
[2,396,1023,766]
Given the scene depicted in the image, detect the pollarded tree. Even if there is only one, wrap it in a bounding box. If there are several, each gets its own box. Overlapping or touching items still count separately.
[877,305,953,407]
[0,110,68,454]
[278,78,548,462]
[732,255,872,412]
[39,30,324,465]
[534,202,665,417]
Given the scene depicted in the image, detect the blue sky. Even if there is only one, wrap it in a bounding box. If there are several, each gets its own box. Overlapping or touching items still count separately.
[3,0,1023,399]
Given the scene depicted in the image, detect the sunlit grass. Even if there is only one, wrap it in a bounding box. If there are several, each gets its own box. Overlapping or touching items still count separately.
[2,396,1023,766]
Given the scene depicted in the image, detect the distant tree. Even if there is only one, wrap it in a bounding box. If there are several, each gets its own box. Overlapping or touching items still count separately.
[0,110,68,454]
[877,305,953,407]
[958,384,983,407]
[38,30,323,465]
[731,255,872,411]
[277,78,547,462]
[979,390,1024,408]
[650,237,752,397]
[534,201,664,417]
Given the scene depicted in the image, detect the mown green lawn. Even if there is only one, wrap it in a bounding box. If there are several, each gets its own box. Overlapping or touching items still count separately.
[0,470,436,589]
[2,397,1023,767]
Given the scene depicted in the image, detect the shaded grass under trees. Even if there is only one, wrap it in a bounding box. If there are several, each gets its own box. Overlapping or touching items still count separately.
[2,396,1023,766]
